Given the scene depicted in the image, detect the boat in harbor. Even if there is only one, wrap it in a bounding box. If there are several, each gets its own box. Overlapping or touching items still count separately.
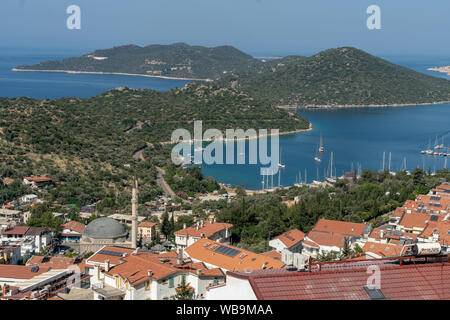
[278,147,286,168]
[325,152,336,184]
[319,133,325,153]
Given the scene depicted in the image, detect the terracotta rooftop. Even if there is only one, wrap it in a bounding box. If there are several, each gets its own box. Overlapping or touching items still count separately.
[305,231,348,248]
[2,178,14,185]
[106,253,178,284]
[1,226,30,236]
[229,261,450,300]
[398,213,444,230]
[185,238,285,272]
[86,246,135,266]
[312,219,368,237]
[0,265,50,280]
[274,229,305,249]
[261,251,282,260]
[362,242,403,258]
[61,221,86,234]
[26,255,87,273]
[138,221,157,228]
[24,176,52,183]
[418,220,450,245]
[174,221,233,238]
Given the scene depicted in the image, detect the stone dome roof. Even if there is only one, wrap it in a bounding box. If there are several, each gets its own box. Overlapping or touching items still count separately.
[82,217,128,240]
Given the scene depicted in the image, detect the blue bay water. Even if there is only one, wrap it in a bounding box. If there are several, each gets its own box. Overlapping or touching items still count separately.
[0,47,189,99]
[1,48,449,189]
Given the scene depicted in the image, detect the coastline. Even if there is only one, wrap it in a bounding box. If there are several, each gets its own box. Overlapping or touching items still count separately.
[161,122,313,145]
[278,100,450,109]
[12,68,211,82]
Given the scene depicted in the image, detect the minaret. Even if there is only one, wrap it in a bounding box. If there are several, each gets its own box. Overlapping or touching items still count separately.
[131,173,138,249]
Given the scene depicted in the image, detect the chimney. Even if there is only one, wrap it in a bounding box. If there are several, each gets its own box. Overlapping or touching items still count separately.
[147,270,153,278]
[196,222,199,231]
[197,269,202,276]
[380,230,384,239]
[201,220,204,228]
[183,223,187,230]
[177,249,184,265]
[105,259,110,272]
[131,174,139,249]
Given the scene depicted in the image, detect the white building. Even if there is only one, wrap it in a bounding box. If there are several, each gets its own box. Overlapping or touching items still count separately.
[174,220,233,251]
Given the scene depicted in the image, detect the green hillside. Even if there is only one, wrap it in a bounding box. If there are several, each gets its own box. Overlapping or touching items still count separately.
[236,47,450,106]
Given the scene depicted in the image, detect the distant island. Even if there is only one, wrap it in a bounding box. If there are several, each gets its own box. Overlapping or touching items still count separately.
[14,43,450,107]
[13,43,266,81]
[428,66,450,76]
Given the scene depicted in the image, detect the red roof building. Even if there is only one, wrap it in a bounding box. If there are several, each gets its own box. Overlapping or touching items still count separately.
[220,259,450,300]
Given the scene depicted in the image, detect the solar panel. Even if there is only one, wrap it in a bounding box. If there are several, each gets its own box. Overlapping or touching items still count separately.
[214,245,241,258]
[363,286,387,300]
[430,215,439,221]
[98,250,124,257]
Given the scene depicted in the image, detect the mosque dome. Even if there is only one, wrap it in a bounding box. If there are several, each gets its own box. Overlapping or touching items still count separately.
[82,217,128,240]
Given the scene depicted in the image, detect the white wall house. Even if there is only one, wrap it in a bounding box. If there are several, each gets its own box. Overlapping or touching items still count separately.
[174,220,233,251]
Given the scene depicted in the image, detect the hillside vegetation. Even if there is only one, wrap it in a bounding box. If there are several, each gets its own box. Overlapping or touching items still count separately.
[15,43,264,80]
[236,47,450,106]
[0,84,308,206]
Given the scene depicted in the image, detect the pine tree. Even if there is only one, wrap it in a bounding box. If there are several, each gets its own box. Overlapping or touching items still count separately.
[174,277,194,300]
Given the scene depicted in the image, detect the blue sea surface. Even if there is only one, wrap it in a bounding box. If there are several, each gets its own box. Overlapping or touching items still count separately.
[1,48,449,189]
[0,47,190,99]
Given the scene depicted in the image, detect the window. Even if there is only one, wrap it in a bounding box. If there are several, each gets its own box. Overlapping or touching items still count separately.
[181,275,186,282]
[169,278,174,288]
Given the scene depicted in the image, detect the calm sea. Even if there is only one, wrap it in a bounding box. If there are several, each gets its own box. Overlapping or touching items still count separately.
[1,48,449,189]
[0,47,189,99]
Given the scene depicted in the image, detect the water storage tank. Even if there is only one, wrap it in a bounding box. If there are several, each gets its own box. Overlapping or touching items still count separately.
[412,243,442,256]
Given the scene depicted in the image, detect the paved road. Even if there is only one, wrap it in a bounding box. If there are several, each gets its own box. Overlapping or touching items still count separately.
[156,167,176,198]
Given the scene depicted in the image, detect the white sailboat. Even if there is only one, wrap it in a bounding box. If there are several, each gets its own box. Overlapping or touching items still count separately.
[278,147,285,168]
[319,133,325,153]
[326,152,336,184]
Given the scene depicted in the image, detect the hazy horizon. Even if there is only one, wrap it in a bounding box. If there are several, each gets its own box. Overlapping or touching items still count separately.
[1,0,449,57]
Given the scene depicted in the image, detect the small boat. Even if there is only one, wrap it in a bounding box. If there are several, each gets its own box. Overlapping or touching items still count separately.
[278,148,286,168]
[319,134,325,153]
[314,156,322,163]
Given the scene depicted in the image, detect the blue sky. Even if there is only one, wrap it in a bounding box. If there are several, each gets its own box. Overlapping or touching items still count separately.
[1,0,449,56]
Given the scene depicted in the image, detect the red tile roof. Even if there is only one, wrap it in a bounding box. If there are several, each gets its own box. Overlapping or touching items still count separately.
[419,220,450,245]
[312,219,367,237]
[306,231,348,248]
[61,221,85,234]
[229,261,450,300]
[26,256,87,273]
[138,222,157,228]
[362,242,403,258]
[24,176,52,183]
[106,253,178,284]
[274,229,305,248]
[2,178,14,185]
[398,213,443,230]
[0,265,50,279]
[174,221,233,238]
[1,226,30,235]
[87,246,135,266]
[185,238,285,272]
[261,251,282,260]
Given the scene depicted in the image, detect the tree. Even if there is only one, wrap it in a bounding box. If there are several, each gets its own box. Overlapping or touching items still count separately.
[174,277,194,300]
[160,211,171,238]
[341,237,351,258]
